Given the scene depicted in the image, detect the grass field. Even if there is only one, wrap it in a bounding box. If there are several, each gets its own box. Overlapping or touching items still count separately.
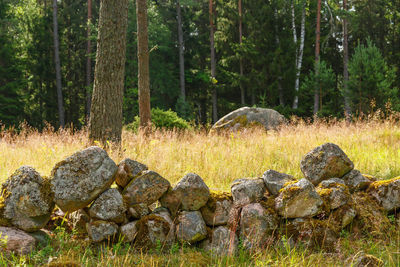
[1,119,400,266]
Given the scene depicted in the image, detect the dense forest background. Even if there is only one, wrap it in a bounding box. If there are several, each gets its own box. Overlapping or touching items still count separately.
[1,0,400,129]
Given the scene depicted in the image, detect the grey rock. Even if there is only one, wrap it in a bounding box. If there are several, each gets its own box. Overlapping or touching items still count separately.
[123,170,170,206]
[68,209,90,234]
[86,220,118,242]
[317,178,350,210]
[1,166,54,232]
[128,203,150,219]
[51,146,117,212]
[231,178,266,205]
[201,226,237,255]
[119,221,138,242]
[240,203,278,249]
[342,170,371,192]
[329,204,356,229]
[0,227,37,255]
[211,107,285,132]
[152,207,175,244]
[89,188,126,223]
[262,170,295,196]
[115,158,148,188]
[176,211,207,244]
[275,179,323,218]
[135,213,175,248]
[368,178,400,212]
[300,143,354,185]
[200,191,232,226]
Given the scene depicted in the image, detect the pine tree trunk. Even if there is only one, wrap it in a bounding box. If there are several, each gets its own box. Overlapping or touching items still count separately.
[292,0,305,109]
[238,0,245,106]
[209,0,217,123]
[313,0,321,115]
[343,0,351,121]
[86,0,92,121]
[177,0,185,101]
[52,0,65,128]
[89,0,129,144]
[137,0,151,128]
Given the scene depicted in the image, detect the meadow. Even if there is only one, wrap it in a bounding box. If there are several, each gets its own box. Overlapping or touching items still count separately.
[1,118,400,266]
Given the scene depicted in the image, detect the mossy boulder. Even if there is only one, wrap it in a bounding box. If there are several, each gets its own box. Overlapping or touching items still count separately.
[88,188,126,224]
[316,178,351,210]
[0,226,38,255]
[134,213,174,249]
[367,177,400,212]
[262,170,295,196]
[119,221,138,243]
[115,158,148,188]
[327,203,356,231]
[231,178,266,205]
[300,143,354,185]
[51,146,117,212]
[176,211,207,244]
[86,220,118,242]
[275,179,323,218]
[128,203,150,220]
[1,166,54,232]
[200,226,237,255]
[342,170,371,193]
[200,190,232,226]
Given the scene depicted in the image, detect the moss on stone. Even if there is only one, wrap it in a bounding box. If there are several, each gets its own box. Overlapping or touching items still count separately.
[204,190,232,212]
[368,176,400,190]
[134,214,171,250]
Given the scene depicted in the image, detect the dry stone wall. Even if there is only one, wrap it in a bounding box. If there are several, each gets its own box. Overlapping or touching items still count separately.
[0,143,398,255]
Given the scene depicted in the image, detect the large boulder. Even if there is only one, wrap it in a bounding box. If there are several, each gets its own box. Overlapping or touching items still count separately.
[176,211,207,244]
[231,178,266,205]
[262,170,295,196]
[342,170,371,193]
[211,107,285,132]
[201,226,238,255]
[160,173,210,212]
[88,188,126,224]
[134,214,175,248]
[0,227,37,255]
[316,178,351,210]
[0,166,54,232]
[86,220,118,242]
[300,143,354,185]
[275,179,323,218]
[115,158,148,188]
[200,190,232,226]
[367,177,400,212]
[123,170,170,206]
[51,146,117,212]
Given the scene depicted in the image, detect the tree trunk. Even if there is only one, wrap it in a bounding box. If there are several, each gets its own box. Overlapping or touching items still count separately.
[238,0,245,106]
[137,0,151,128]
[52,0,65,128]
[88,0,129,144]
[209,0,217,123]
[313,0,321,115]
[86,0,92,121]
[177,0,185,101]
[292,0,306,109]
[343,0,351,121]
[274,4,284,106]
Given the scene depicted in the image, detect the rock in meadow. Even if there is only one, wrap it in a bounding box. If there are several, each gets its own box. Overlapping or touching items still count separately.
[275,179,323,218]
[0,166,54,232]
[201,226,237,255]
[123,170,170,206]
[160,173,210,212]
[86,220,118,242]
[135,213,175,248]
[67,209,90,234]
[367,177,400,212]
[328,204,356,230]
[152,207,175,243]
[240,203,278,249]
[231,178,266,205]
[176,211,207,244]
[200,190,232,226]
[51,146,117,212]
[0,227,37,255]
[300,143,354,185]
[342,170,371,192]
[88,188,126,224]
[128,203,150,220]
[317,178,350,210]
[119,221,139,242]
[115,158,148,188]
[262,169,295,196]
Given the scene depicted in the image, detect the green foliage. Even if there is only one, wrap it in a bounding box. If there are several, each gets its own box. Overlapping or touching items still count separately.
[126,108,190,131]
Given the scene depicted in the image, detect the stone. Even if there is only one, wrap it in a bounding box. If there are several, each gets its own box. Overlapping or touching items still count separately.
[240,203,278,249]
[275,179,323,218]
[115,158,148,188]
[0,166,54,232]
[201,226,237,255]
[367,177,400,212]
[328,204,356,230]
[211,107,285,132]
[152,207,175,244]
[200,190,232,226]
[262,170,295,196]
[300,143,354,185]
[0,227,37,255]
[352,254,384,267]
[88,188,126,224]
[160,173,210,212]
[135,214,175,248]
[123,170,170,206]
[119,221,138,242]
[51,146,117,212]
[28,229,51,246]
[67,209,90,234]
[86,220,118,242]
[231,178,266,205]
[176,211,207,244]
[342,170,371,192]
[317,178,350,210]
[128,203,150,220]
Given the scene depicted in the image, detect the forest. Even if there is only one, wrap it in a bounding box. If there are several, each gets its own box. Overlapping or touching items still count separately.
[1,0,400,129]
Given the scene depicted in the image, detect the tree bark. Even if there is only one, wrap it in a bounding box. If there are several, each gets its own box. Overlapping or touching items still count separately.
[313,0,321,115]
[89,0,129,144]
[209,0,217,123]
[177,0,185,101]
[86,0,92,121]
[137,0,151,128]
[52,0,65,128]
[343,0,351,121]
[238,0,245,106]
